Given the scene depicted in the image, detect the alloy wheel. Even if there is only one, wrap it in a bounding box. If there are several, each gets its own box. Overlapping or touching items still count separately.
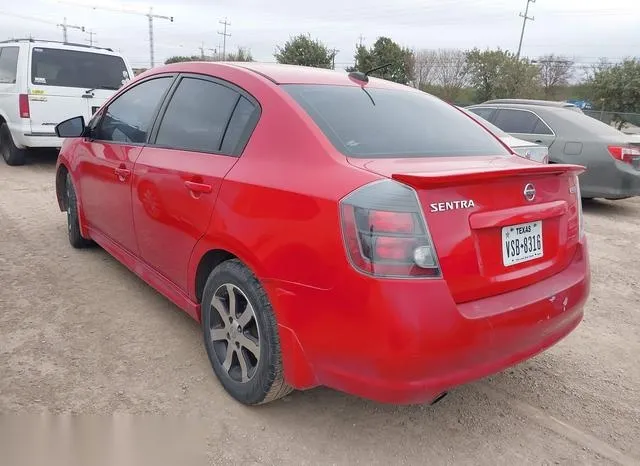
[208,283,261,383]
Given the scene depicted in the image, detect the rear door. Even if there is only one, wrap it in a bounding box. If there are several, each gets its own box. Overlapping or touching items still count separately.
[492,108,557,148]
[132,74,260,291]
[28,46,129,134]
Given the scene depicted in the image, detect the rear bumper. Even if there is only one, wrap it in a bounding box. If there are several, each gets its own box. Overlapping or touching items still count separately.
[16,133,63,149]
[266,239,590,404]
[582,161,640,199]
[8,121,62,149]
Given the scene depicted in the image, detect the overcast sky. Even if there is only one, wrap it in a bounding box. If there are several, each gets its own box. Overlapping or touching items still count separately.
[1,0,638,70]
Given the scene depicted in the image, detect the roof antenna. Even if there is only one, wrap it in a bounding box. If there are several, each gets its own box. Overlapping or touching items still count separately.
[348,62,393,84]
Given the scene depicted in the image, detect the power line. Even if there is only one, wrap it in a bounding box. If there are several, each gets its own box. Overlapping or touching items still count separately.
[56,2,174,68]
[218,18,231,60]
[85,29,97,47]
[517,0,535,60]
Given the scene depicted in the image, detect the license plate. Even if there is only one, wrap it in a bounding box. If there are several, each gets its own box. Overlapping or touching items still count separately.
[502,221,543,266]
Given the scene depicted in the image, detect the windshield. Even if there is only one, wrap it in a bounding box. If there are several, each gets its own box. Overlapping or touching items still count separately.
[31,47,129,90]
[283,84,510,158]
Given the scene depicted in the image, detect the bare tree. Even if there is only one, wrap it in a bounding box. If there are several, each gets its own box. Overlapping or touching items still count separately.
[434,49,469,102]
[413,49,439,89]
[536,54,574,98]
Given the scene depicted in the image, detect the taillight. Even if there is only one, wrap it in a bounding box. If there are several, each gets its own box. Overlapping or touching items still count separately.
[19,94,30,119]
[339,179,441,278]
[572,175,584,239]
[608,145,640,165]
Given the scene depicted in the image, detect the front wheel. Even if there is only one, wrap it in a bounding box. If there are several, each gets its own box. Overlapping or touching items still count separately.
[65,173,92,248]
[202,259,292,405]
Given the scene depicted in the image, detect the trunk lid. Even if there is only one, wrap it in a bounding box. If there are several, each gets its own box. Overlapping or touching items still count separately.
[348,155,585,303]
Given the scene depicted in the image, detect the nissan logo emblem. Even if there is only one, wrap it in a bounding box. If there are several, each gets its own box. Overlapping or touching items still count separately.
[524,183,536,201]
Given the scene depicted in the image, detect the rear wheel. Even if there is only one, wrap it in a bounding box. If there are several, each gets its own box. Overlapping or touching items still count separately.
[0,123,26,166]
[65,173,92,248]
[202,259,292,405]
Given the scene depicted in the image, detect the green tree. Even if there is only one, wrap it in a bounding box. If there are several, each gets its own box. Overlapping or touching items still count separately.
[164,55,200,65]
[225,47,254,62]
[465,48,540,102]
[348,37,414,85]
[591,59,640,127]
[274,34,332,68]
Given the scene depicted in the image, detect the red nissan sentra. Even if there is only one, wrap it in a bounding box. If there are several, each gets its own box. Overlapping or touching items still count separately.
[54,62,590,405]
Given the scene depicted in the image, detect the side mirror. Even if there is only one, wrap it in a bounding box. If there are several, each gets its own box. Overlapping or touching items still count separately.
[55,116,86,138]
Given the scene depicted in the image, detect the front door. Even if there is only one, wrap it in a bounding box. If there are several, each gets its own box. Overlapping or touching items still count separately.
[77,75,174,254]
[132,75,259,291]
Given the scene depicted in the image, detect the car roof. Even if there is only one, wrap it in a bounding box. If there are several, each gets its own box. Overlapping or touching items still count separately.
[0,38,117,54]
[481,98,579,109]
[154,61,409,89]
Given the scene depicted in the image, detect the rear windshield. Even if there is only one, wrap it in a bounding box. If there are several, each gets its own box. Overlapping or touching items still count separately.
[31,47,129,90]
[283,84,510,158]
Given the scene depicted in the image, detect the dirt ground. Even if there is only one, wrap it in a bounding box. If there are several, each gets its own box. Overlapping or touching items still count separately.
[1,153,639,466]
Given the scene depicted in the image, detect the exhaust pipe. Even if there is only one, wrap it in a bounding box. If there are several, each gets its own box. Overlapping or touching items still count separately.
[430,392,448,405]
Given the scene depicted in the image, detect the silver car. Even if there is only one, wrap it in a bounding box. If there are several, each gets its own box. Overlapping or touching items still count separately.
[466,102,640,200]
[459,107,549,163]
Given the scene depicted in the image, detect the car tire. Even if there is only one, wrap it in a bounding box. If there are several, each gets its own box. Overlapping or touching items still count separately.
[0,123,26,166]
[201,259,292,405]
[65,173,92,248]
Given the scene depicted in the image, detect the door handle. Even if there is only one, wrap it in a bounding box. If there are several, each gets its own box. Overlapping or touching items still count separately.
[534,140,543,144]
[114,167,130,181]
[185,181,212,194]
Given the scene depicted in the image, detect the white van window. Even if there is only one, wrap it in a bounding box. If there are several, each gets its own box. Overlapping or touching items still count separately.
[31,47,128,90]
[0,47,19,84]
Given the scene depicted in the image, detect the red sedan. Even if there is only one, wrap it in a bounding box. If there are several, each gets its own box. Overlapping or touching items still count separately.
[54,62,590,405]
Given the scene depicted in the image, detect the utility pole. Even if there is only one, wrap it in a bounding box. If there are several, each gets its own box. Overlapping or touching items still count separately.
[218,18,231,60]
[75,3,174,68]
[57,17,85,43]
[516,0,535,60]
[85,30,97,47]
[357,34,365,48]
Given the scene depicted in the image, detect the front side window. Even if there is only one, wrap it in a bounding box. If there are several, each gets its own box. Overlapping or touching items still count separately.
[95,77,172,144]
[283,85,510,158]
[155,77,240,154]
[0,47,19,84]
[493,109,539,134]
[31,47,129,90]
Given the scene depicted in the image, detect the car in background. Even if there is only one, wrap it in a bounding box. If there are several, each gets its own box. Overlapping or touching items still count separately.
[466,102,640,200]
[0,38,133,166]
[54,62,589,406]
[566,99,594,110]
[480,99,583,113]
[459,106,549,163]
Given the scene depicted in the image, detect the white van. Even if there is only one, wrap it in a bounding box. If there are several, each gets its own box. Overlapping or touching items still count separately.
[0,39,134,165]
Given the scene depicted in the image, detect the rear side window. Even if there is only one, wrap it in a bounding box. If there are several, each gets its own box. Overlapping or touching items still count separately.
[95,77,173,144]
[533,118,553,135]
[155,77,240,154]
[467,107,496,122]
[0,47,19,84]
[283,85,509,158]
[220,96,259,155]
[30,47,129,90]
[493,109,540,134]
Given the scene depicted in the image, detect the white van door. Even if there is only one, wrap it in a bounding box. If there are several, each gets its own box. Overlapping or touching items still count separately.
[28,46,130,134]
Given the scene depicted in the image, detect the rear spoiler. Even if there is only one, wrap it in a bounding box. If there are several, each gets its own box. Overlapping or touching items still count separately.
[392,163,585,188]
